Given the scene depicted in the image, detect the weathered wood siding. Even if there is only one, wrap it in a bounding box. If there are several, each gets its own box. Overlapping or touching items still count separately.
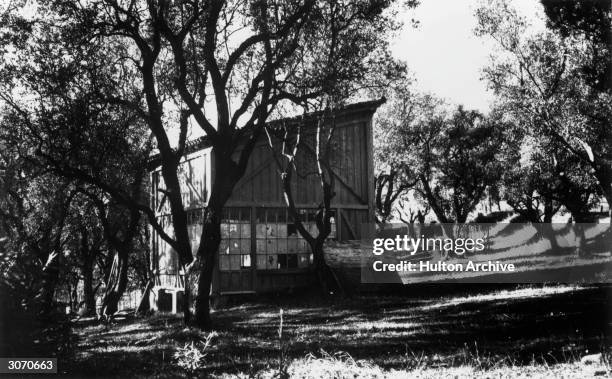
[229,116,371,211]
[150,151,210,278]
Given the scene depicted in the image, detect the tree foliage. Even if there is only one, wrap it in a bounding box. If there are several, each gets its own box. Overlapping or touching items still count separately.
[416,107,505,223]
[0,0,153,319]
[373,82,440,223]
[475,0,612,215]
[376,82,506,224]
[541,0,611,92]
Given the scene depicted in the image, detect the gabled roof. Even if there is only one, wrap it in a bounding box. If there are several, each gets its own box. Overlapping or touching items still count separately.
[148,98,385,169]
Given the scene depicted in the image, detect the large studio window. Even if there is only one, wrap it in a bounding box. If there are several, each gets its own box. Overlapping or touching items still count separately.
[255,208,336,270]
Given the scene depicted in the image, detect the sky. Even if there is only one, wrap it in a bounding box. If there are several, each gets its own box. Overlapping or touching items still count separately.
[390,0,546,113]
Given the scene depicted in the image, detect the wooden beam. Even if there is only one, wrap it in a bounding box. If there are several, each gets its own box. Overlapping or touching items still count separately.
[339,209,357,240]
[365,118,376,222]
[331,169,368,205]
[236,154,275,186]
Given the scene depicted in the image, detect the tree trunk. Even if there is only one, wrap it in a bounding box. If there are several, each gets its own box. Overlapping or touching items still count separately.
[420,174,449,224]
[193,151,241,329]
[101,248,128,317]
[311,239,340,295]
[38,251,60,318]
[571,211,590,257]
[79,228,96,316]
[574,222,587,257]
[603,188,612,222]
[194,207,222,330]
[416,210,425,224]
[182,268,191,325]
[542,223,560,252]
[80,256,96,316]
[593,165,612,221]
[539,198,559,250]
[543,197,555,223]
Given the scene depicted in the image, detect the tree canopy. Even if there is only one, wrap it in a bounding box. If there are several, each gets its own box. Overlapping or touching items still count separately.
[475,0,612,215]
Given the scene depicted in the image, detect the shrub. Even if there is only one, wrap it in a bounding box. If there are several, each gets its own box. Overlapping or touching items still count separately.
[173,331,217,372]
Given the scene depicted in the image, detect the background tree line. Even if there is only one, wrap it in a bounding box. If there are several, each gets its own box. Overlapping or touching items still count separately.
[374,0,611,232]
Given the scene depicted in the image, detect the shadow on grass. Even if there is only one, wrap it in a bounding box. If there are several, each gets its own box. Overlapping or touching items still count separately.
[65,284,612,377]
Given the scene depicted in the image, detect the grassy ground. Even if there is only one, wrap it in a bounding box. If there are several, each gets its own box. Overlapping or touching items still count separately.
[66,284,612,378]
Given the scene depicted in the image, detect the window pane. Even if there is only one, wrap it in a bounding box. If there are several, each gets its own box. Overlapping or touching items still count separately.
[277,254,288,269]
[298,254,309,268]
[287,254,298,269]
[241,239,250,254]
[229,255,241,270]
[266,254,277,269]
[266,239,277,254]
[278,224,287,238]
[241,254,251,268]
[287,223,298,237]
[257,255,267,269]
[229,224,240,239]
[219,240,229,255]
[256,224,267,238]
[266,224,278,238]
[240,222,251,238]
[256,239,266,254]
[287,239,299,254]
[229,240,241,254]
[277,239,287,254]
[219,255,230,271]
[221,223,230,238]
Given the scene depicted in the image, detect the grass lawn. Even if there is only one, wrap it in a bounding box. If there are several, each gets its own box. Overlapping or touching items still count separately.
[66,284,612,378]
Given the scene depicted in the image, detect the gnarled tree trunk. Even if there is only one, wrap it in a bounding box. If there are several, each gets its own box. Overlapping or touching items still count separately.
[80,255,96,316]
[101,248,128,318]
[194,209,221,330]
[38,251,61,318]
[194,154,238,330]
[79,227,97,316]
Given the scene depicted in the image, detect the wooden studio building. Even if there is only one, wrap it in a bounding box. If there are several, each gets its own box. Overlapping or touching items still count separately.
[147,100,382,311]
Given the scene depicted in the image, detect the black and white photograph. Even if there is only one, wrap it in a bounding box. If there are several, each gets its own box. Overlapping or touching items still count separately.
[0,0,610,377]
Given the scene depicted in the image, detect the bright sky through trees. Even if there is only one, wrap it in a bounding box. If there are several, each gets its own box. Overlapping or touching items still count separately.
[391,0,546,113]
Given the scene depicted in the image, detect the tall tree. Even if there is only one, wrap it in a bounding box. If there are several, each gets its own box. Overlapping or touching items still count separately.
[498,124,561,223]
[263,0,408,290]
[374,86,441,224]
[264,105,342,294]
[416,107,504,224]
